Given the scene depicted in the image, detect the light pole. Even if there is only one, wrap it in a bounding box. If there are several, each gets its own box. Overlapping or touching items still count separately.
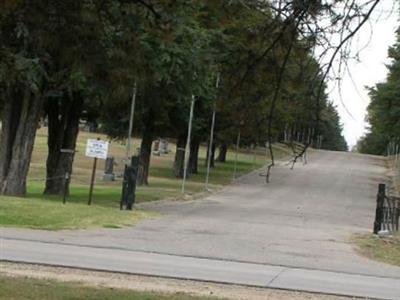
[205,74,220,191]
[126,81,137,160]
[233,121,244,180]
[233,130,241,180]
[181,95,196,194]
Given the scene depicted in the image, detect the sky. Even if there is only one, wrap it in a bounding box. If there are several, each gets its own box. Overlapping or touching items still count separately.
[328,0,399,148]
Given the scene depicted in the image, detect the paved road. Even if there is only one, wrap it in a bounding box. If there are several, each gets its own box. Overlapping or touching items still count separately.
[1,150,400,298]
[2,238,400,300]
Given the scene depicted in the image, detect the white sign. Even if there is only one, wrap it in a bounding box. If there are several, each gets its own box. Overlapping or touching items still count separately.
[85,139,109,160]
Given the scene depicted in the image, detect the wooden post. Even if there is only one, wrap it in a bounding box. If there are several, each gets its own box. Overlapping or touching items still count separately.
[373,183,386,234]
[88,157,98,205]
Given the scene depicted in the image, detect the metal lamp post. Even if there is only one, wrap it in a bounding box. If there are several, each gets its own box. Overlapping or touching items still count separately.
[205,74,220,191]
[181,95,196,194]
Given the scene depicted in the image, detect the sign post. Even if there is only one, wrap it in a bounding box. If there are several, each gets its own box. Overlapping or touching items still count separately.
[85,139,109,205]
[88,157,97,205]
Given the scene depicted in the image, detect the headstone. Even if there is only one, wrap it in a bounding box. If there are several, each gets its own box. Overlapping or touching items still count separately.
[378,230,390,237]
[103,157,115,182]
[105,157,114,173]
[89,122,97,132]
[160,139,169,154]
[153,139,161,156]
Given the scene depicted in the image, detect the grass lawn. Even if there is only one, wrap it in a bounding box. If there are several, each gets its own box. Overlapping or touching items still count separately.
[0,275,222,300]
[0,196,156,230]
[0,128,291,230]
[354,233,400,267]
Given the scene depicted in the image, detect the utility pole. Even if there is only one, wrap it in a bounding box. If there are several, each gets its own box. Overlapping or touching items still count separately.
[233,129,241,180]
[126,81,137,159]
[182,95,196,194]
[205,74,220,191]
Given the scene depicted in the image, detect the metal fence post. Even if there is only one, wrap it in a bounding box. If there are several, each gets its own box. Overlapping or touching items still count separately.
[120,156,139,210]
[373,183,386,234]
[63,172,70,204]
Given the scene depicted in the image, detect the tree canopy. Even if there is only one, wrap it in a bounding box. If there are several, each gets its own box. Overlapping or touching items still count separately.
[0,0,362,196]
[358,26,400,155]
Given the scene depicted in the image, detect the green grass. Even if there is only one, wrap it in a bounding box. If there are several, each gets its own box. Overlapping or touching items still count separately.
[0,195,156,230]
[354,233,400,266]
[0,128,291,230]
[0,275,222,300]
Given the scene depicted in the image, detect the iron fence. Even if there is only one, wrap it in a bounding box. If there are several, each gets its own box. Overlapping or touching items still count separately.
[374,183,400,233]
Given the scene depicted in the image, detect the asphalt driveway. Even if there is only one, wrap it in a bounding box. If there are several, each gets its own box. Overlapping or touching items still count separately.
[2,150,400,278]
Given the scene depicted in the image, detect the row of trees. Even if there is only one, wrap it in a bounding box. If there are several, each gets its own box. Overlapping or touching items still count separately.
[357,23,400,155]
[1,1,355,197]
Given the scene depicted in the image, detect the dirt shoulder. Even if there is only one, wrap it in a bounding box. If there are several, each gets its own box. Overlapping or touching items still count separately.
[0,262,356,300]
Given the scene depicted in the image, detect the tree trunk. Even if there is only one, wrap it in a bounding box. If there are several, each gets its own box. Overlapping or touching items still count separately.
[137,114,154,186]
[189,139,200,174]
[205,140,216,168]
[174,135,187,178]
[43,96,83,195]
[0,89,43,196]
[217,144,228,162]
